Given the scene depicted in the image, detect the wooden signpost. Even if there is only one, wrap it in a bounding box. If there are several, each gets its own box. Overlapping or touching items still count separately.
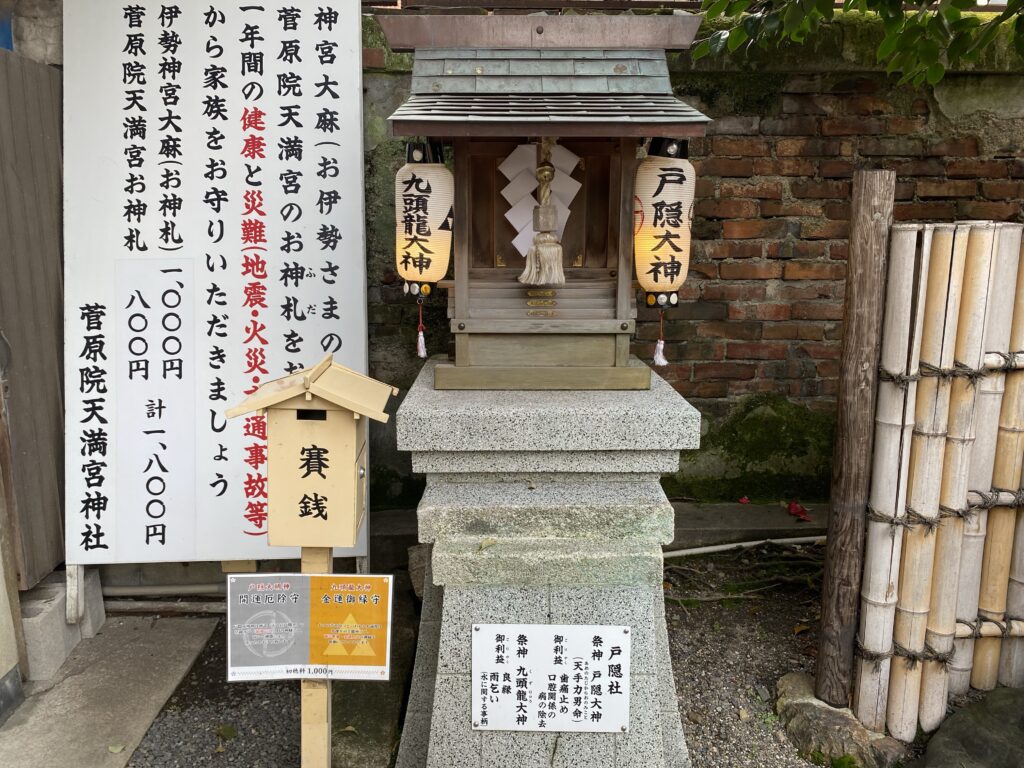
[227,354,398,767]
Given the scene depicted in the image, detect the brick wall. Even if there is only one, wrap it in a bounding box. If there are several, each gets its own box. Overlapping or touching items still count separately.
[638,69,1024,437]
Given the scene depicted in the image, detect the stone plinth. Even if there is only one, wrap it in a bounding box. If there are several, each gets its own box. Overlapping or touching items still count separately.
[394,358,700,768]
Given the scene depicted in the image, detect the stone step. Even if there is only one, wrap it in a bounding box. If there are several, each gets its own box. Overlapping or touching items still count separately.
[418,478,674,543]
[432,537,664,587]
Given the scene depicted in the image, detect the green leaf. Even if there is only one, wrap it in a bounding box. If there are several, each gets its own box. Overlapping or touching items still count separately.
[706,0,732,19]
[108,745,126,755]
[216,725,238,741]
[727,0,752,15]
[709,29,730,55]
[950,0,977,9]
[783,2,806,34]
[877,31,901,62]
[763,12,782,35]
[728,27,750,51]
[919,39,941,65]
[691,39,712,60]
[926,61,946,84]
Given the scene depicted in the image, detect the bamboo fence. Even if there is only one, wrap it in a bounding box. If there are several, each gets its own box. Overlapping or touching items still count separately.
[847,221,1024,740]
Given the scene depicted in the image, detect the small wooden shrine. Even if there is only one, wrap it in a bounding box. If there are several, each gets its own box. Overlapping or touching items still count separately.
[380,13,710,390]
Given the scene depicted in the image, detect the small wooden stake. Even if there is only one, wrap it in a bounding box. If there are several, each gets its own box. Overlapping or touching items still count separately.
[817,170,895,708]
[301,546,333,768]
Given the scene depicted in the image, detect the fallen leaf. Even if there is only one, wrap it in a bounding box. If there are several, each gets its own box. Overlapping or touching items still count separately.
[793,623,810,635]
[214,743,226,754]
[216,724,238,741]
[477,537,498,553]
[787,500,812,522]
[339,725,358,734]
[738,496,750,504]
[108,745,125,754]
[738,707,750,721]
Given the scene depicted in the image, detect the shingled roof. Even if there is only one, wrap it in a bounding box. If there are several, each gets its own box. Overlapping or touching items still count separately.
[379,15,711,138]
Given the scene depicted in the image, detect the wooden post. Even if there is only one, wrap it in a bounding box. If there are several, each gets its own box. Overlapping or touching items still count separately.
[301,546,333,768]
[816,170,895,708]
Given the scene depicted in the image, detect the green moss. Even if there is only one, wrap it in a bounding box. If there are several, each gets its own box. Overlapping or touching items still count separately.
[361,15,414,72]
[670,71,787,116]
[665,394,835,503]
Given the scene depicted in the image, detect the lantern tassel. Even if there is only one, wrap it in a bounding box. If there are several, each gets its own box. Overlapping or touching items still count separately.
[519,137,565,287]
[653,311,669,367]
[416,300,427,359]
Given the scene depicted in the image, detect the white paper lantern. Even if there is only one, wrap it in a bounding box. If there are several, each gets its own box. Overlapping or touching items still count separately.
[395,162,454,291]
[633,156,696,297]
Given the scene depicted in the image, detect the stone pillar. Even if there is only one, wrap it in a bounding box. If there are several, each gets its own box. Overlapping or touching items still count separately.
[395,359,700,768]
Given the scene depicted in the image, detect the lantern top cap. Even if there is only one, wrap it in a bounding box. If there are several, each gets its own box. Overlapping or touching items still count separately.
[225,354,399,423]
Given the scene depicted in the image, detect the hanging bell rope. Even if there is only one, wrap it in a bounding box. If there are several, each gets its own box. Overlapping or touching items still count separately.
[518,137,565,287]
[415,299,427,359]
[653,310,668,367]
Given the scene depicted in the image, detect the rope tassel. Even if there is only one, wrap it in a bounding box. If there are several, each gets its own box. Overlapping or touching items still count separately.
[519,137,565,287]
[416,300,427,359]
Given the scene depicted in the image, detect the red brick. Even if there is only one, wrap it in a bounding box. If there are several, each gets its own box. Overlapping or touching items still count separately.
[947,159,1009,179]
[829,242,849,261]
[927,137,980,157]
[722,219,797,240]
[816,360,841,378]
[676,380,729,398]
[692,362,757,381]
[894,182,916,200]
[917,179,978,198]
[696,321,762,340]
[707,116,761,136]
[674,342,727,361]
[698,241,763,260]
[720,180,785,199]
[981,181,1024,199]
[702,283,767,301]
[689,261,718,279]
[1012,159,1024,178]
[776,283,840,301]
[894,202,957,221]
[362,47,386,69]
[783,261,847,280]
[729,379,785,396]
[767,240,828,260]
[791,180,852,199]
[731,303,792,321]
[802,220,849,239]
[718,261,784,279]
[859,137,924,156]
[760,200,824,217]
[829,77,881,94]
[713,137,771,157]
[782,95,834,115]
[822,117,885,136]
[759,116,819,136]
[798,342,841,359]
[727,342,789,360]
[695,158,755,177]
[792,301,844,320]
[820,160,855,178]
[887,118,928,135]
[888,159,945,176]
[777,138,844,157]
[753,158,818,177]
[695,198,760,219]
[911,98,931,116]
[824,202,851,220]
[762,323,802,340]
[956,201,1022,220]
[842,95,895,115]
[695,178,716,197]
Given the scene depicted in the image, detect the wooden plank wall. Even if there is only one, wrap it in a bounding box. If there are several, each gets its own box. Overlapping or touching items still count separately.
[0,50,64,590]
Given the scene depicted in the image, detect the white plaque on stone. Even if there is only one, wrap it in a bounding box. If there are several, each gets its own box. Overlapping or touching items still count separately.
[471,624,631,733]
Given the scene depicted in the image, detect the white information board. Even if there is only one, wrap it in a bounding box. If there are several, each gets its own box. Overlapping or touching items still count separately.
[471,624,631,733]
[63,2,368,564]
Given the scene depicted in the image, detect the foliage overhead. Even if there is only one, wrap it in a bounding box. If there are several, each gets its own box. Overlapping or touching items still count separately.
[693,0,1024,85]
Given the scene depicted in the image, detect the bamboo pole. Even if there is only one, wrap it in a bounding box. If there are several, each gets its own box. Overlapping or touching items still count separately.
[999,229,1024,689]
[919,223,998,732]
[887,224,968,743]
[817,170,896,708]
[951,224,1024,695]
[972,226,1024,690]
[853,224,930,732]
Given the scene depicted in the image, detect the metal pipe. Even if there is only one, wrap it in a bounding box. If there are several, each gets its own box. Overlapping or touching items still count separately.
[662,535,826,559]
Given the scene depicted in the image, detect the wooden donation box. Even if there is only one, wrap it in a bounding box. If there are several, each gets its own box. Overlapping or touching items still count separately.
[226,354,398,548]
[380,14,710,391]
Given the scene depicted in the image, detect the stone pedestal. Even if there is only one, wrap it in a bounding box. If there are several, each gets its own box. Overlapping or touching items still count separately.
[395,358,700,768]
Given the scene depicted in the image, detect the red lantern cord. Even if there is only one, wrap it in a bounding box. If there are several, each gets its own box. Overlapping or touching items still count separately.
[653,309,668,367]
[416,299,427,359]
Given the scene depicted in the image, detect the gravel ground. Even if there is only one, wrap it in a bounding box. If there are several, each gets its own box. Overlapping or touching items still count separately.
[130,542,838,768]
[127,623,301,768]
[667,542,824,768]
